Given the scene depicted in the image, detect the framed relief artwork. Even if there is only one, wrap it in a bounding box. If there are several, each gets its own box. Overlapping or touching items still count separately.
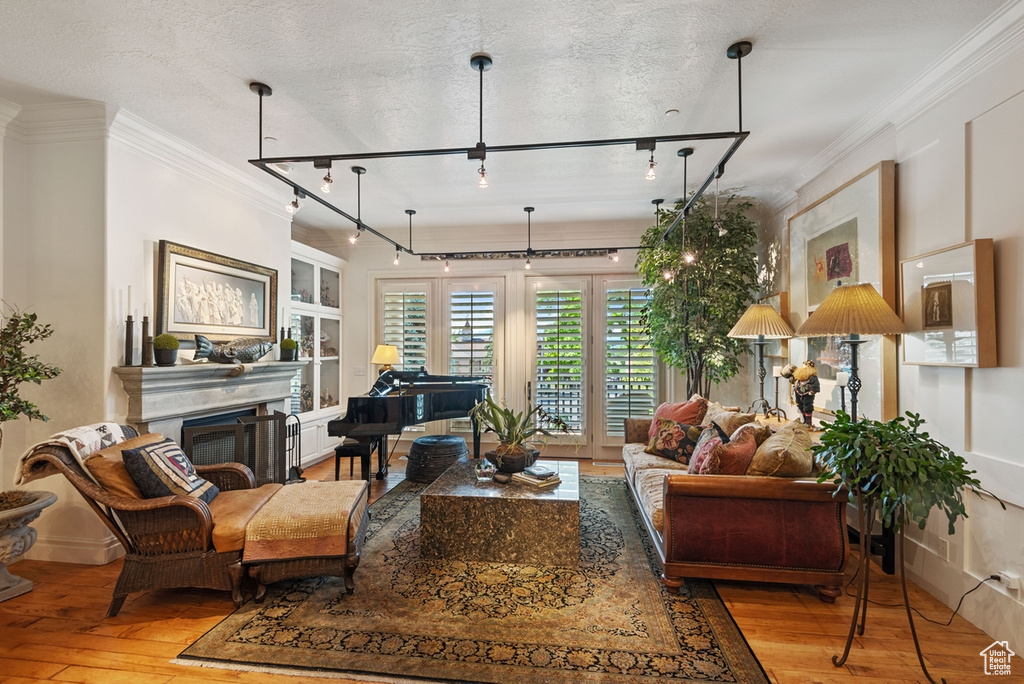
[157,241,278,342]
[900,239,996,367]
[758,291,790,359]
[788,161,898,420]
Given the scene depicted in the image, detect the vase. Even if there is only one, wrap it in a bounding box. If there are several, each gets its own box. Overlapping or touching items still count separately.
[475,459,497,482]
[486,447,539,474]
[154,348,177,366]
[0,490,57,602]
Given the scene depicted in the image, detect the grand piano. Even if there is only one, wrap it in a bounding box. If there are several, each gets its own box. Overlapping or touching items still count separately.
[327,369,489,480]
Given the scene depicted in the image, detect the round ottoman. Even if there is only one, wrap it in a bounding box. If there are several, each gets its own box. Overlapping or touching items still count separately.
[406,435,468,483]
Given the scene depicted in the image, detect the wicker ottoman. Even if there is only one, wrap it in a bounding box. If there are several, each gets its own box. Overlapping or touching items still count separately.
[406,435,468,483]
[243,479,369,601]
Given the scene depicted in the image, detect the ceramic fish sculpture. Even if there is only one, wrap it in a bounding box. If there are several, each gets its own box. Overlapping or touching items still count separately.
[194,334,274,364]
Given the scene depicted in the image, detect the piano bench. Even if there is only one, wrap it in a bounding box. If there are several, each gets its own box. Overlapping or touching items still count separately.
[335,439,374,481]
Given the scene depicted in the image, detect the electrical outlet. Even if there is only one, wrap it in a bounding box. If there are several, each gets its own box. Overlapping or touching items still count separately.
[937,538,949,562]
[999,571,1020,592]
[354,365,366,377]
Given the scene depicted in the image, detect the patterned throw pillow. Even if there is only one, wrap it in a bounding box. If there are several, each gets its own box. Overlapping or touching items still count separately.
[647,398,710,441]
[703,403,756,435]
[688,426,722,474]
[747,421,814,477]
[122,437,219,503]
[644,418,703,464]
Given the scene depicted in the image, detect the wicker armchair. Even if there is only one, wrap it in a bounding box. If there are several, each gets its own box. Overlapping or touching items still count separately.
[20,426,260,617]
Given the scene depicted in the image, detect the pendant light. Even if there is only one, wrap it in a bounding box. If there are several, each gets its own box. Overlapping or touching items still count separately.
[713,174,727,237]
[470,53,492,188]
[645,151,657,180]
[349,166,366,244]
[524,206,535,270]
[678,148,696,264]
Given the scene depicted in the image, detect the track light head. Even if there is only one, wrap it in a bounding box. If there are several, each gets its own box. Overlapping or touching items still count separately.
[444,258,450,273]
[645,152,657,180]
[321,171,332,193]
[348,230,359,245]
[393,249,400,266]
[478,164,488,188]
[525,257,532,270]
[609,249,619,263]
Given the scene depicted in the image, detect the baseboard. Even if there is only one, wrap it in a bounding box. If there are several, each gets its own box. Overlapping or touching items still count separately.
[22,533,124,565]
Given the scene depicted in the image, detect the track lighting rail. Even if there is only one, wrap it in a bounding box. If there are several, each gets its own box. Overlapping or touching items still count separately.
[249,40,752,259]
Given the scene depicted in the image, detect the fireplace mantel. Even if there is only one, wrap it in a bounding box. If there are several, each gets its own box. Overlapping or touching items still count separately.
[113,361,306,433]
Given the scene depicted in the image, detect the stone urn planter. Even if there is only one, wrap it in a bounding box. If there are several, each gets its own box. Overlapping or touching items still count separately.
[0,490,57,602]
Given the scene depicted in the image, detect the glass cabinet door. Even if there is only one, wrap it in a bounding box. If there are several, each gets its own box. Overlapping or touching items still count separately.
[289,312,316,414]
[291,258,316,304]
[320,267,340,308]
[319,317,341,410]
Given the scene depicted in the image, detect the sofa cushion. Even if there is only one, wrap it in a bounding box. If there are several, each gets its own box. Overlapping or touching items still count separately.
[634,468,678,535]
[704,403,756,435]
[85,433,165,499]
[208,483,283,553]
[731,422,774,447]
[624,442,689,486]
[122,437,220,504]
[644,418,704,465]
[688,426,721,474]
[648,398,709,441]
[747,421,814,477]
[698,427,758,475]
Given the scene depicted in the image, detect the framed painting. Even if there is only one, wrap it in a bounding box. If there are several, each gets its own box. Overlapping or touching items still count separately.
[157,241,278,343]
[900,239,996,367]
[787,161,897,420]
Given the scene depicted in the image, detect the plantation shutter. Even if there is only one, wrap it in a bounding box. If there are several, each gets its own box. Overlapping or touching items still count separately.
[535,288,584,433]
[604,285,655,436]
[382,291,428,372]
[449,288,496,432]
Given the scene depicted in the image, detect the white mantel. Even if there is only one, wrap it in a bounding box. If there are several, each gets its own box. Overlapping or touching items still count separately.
[113,360,306,436]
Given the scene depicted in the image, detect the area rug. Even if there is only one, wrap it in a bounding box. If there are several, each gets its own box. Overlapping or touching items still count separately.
[178,476,768,683]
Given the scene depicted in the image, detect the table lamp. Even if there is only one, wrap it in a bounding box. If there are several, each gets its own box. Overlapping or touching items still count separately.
[370,344,400,373]
[795,283,906,420]
[727,304,794,416]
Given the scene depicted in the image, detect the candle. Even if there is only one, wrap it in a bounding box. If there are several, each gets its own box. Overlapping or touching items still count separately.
[127,285,132,313]
[836,371,849,387]
[772,366,782,378]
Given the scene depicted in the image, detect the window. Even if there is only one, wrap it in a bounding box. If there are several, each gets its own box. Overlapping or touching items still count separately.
[448,284,499,432]
[604,285,655,436]
[534,287,585,433]
[381,289,428,372]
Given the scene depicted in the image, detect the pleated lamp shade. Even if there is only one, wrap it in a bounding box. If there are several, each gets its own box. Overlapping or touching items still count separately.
[796,283,907,336]
[728,304,795,339]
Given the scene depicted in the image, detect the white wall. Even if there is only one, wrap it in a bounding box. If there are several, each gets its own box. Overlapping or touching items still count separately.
[767,39,1024,651]
[0,102,290,564]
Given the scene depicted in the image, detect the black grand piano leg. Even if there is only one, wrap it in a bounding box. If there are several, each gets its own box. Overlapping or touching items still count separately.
[360,441,372,482]
[376,435,388,480]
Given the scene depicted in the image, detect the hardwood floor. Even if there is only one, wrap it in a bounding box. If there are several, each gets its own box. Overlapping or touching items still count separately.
[0,455,1004,683]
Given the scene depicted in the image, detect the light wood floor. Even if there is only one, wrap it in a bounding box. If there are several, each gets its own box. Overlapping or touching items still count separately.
[0,455,1005,683]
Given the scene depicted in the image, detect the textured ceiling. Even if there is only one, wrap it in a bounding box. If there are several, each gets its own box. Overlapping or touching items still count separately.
[0,0,1008,242]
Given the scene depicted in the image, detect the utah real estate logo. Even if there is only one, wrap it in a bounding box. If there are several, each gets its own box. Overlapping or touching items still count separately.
[980,641,1015,676]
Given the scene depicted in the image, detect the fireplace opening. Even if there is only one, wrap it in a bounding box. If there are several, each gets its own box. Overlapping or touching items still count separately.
[181,410,287,486]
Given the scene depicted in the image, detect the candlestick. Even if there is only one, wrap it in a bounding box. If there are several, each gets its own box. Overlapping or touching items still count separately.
[836,371,850,387]
[142,317,153,366]
[772,365,782,378]
[124,315,135,366]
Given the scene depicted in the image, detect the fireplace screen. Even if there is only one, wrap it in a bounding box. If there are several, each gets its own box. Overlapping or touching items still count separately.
[183,412,288,486]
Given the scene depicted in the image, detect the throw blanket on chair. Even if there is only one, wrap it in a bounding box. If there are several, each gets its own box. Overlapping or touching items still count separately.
[15,422,128,486]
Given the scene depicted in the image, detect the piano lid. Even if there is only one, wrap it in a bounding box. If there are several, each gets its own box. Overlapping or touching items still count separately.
[369,369,489,397]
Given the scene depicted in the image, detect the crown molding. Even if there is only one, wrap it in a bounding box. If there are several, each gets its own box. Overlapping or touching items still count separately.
[108,109,287,218]
[768,0,1024,213]
[0,97,21,137]
[11,100,113,144]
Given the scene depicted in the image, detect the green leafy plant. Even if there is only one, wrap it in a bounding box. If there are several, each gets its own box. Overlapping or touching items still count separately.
[814,411,1004,534]
[468,393,574,457]
[280,338,298,350]
[0,305,62,451]
[635,196,759,398]
[153,333,179,350]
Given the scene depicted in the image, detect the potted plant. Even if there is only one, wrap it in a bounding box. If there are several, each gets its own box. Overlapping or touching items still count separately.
[152,333,179,366]
[280,337,298,362]
[468,393,574,473]
[815,411,1004,683]
[1,305,61,601]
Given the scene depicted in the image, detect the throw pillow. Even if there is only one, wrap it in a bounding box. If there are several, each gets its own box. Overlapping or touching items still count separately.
[122,437,219,503]
[648,398,709,441]
[688,426,722,474]
[644,418,703,464]
[698,427,757,475]
[746,421,814,477]
[85,432,166,499]
[731,422,774,447]
[704,402,756,435]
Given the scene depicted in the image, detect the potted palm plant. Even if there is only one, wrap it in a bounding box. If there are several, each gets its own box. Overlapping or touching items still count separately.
[815,410,1004,684]
[468,393,574,473]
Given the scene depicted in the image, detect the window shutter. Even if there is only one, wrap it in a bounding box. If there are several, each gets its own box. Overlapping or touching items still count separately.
[604,286,655,436]
[449,289,496,431]
[535,289,584,432]
[382,291,428,372]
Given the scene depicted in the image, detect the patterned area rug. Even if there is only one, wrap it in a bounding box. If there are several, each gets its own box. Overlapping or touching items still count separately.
[179,476,768,683]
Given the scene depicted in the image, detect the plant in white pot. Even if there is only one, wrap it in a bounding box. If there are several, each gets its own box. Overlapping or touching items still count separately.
[468,393,574,474]
[0,305,62,601]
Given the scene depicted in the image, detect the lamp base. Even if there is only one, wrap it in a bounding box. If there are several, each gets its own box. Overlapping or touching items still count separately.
[378,364,394,374]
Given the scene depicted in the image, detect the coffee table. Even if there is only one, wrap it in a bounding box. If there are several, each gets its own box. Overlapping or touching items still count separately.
[419,458,580,567]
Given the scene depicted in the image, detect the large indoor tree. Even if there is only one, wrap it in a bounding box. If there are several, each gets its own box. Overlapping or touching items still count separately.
[635,196,759,398]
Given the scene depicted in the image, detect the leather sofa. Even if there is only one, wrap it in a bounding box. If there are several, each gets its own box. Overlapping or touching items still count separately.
[623,418,848,602]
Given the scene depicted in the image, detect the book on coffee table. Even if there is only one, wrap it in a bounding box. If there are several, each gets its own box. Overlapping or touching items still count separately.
[511,472,561,488]
[523,464,556,479]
